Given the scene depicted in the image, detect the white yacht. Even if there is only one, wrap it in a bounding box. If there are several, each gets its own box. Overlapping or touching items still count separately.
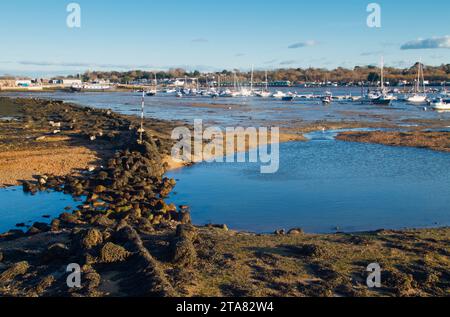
[273,91,287,99]
[406,61,427,104]
[256,70,272,98]
[430,98,450,111]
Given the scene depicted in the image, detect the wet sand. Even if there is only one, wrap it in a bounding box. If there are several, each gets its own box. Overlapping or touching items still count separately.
[0,147,100,187]
[0,96,449,297]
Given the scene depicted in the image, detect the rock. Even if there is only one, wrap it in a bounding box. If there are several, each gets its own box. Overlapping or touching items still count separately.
[38,176,47,185]
[50,219,61,231]
[100,242,131,263]
[35,136,46,141]
[179,211,191,224]
[287,228,304,235]
[208,224,229,231]
[176,224,198,241]
[81,229,103,250]
[27,222,50,235]
[15,223,26,228]
[171,224,198,267]
[94,185,107,193]
[91,215,116,228]
[59,212,80,224]
[34,275,56,294]
[41,244,70,264]
[0,261,29,284]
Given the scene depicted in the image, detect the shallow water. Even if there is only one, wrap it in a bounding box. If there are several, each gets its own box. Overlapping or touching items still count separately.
[3,88,449,128]
[0,187,81,233]
[167,139,450,233]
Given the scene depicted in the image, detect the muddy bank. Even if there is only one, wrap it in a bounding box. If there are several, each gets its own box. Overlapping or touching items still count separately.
[0,97,449,297]
[1,223,449,297]
[336,130,450,153]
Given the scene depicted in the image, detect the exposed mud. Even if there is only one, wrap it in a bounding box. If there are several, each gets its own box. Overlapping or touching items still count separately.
[337,131,450,153]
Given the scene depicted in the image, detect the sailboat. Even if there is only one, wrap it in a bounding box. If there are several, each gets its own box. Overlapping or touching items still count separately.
[146,73,158,96]
[371,57,394,105]
[239,66,254,97]
[406,61,427,104]
[256,70,272,98]
[321,91,333,104]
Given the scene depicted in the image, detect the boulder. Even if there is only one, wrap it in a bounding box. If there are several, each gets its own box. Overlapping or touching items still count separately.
[287,228,304,235]
[27,222,51,235]
[41,243,70,264]
[100,242,131,263]
[81,229,103,250]
[179,211,192,225]
[59,212,81,225]
[50,219,61,232]
[0,261,30,284]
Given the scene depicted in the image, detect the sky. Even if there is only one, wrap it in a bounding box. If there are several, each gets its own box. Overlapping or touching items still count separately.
[0,0,449,77]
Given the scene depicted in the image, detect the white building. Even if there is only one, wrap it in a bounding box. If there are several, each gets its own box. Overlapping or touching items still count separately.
[62,79,83,87]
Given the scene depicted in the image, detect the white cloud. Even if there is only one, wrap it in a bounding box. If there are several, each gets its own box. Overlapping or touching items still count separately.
[401,36,450,50]
[288,40,318,49]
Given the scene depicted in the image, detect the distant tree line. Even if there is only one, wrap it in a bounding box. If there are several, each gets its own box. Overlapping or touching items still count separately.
[63,63,450,85]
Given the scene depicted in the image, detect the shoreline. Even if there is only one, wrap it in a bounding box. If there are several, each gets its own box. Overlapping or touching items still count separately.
[0,96,449,297]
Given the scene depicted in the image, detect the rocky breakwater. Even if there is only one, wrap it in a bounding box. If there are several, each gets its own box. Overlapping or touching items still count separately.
[0,98,192,296]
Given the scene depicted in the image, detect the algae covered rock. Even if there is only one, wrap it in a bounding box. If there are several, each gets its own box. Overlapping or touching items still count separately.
[100,242,131,263]
[0,261,30,284]
[82,229,103,250]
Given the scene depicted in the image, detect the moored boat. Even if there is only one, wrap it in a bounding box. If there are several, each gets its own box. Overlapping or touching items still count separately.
[430,98,450,111]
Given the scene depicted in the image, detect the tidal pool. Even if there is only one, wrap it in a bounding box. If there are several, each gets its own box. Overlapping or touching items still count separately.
[0,187,81,233]
[167,139,450,233]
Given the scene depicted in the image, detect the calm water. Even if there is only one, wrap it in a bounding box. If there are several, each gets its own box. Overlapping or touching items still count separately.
[0,187,80,233]
[167,138,450,233]
[3,88,450,127]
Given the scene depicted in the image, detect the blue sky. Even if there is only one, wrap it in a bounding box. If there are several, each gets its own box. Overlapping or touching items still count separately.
[0,0,449,77]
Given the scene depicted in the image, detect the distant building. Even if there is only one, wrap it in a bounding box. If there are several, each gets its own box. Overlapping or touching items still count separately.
[61,79,83,87]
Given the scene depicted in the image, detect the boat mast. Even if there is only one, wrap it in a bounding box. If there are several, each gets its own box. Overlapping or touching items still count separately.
[416,60,421,93]
[420,60,425,93]
[265,70,268,91]
[380,56,385,91]
[250,65,254,92]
